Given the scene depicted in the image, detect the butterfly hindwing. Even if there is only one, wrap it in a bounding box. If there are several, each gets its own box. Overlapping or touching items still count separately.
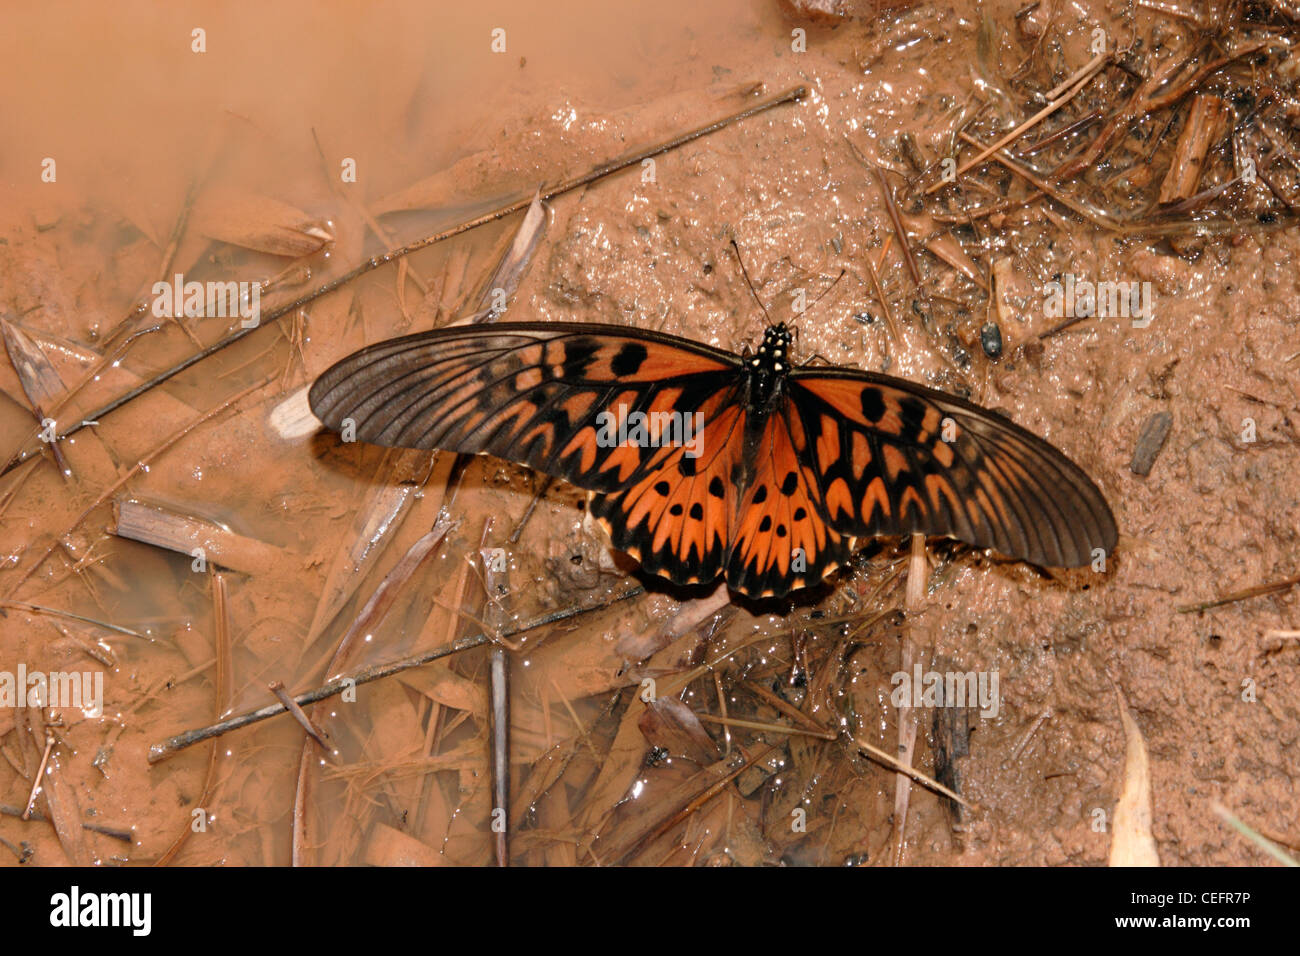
[588,391,748,587]
[309,322,739,495]
[786,371,1117,567]
[724,406,853,598]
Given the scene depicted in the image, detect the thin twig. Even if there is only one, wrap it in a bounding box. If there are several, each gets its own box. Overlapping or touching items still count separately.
[876,168,921,287]
[0,803,133,843]
[1176,571,1300,613]
[21,728,55,820]
[268,681,331,751]
[478,517,512,868]
[510,476,554,544]
[927,52,1111,194]
[958,132,1122,229]
[743,679,834,734]
[148,585,644,762]
[0,601,148,639]
[1006,707,1054,763]
[1211,801,1299,866]
[861,240,900,342]
[850,734,974,809]
[1019,109,1103,156]
[1038,313,1095,339]
[695,713,837,740]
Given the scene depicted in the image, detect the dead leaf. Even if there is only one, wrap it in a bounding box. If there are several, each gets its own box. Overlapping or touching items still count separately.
[112,497,294,575]
[193,189,332,257]
[1109,689,1160,866]
[398,663,487,717]
[1,316,66,409]
[638,696,719,766]
[471,192,547,320]
[363,820,445,866]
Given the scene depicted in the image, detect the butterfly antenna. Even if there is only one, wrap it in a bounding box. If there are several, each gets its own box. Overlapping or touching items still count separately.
[790,270,848,366]
[787,270,848,365]
[803,268,847,319]
[730,239,773,325]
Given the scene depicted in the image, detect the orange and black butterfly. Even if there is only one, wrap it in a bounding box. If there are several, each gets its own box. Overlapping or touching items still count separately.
[309,322,1117,598]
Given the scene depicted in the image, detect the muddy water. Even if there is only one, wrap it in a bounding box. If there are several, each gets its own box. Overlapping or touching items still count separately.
[1,0,1297,866]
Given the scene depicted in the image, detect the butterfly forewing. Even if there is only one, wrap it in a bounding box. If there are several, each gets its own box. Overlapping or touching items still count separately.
[309,323,739,495]
[787,371,1117,567]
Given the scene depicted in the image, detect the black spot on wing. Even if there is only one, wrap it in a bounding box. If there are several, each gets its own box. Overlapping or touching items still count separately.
[860,387,886,423]
[611,342,649,376]
[897,396,928,438]
[561,338,600,377]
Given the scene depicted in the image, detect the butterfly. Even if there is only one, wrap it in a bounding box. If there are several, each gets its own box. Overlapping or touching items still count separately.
[308,321,1117,599]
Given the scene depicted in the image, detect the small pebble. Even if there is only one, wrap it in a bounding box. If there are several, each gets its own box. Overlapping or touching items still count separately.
[1130,411,1174,476]
[980,321,1003,359]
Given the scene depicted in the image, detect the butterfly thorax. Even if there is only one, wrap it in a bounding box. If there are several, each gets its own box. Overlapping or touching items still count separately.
[735,323,795,478]
[744,323,794,410]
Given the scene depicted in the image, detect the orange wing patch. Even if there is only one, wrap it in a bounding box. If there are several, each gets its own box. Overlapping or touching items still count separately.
[725,411,852,598]
[589,403,746,586]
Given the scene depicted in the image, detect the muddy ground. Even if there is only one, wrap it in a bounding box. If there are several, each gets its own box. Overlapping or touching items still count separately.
[0,0,1296,865]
